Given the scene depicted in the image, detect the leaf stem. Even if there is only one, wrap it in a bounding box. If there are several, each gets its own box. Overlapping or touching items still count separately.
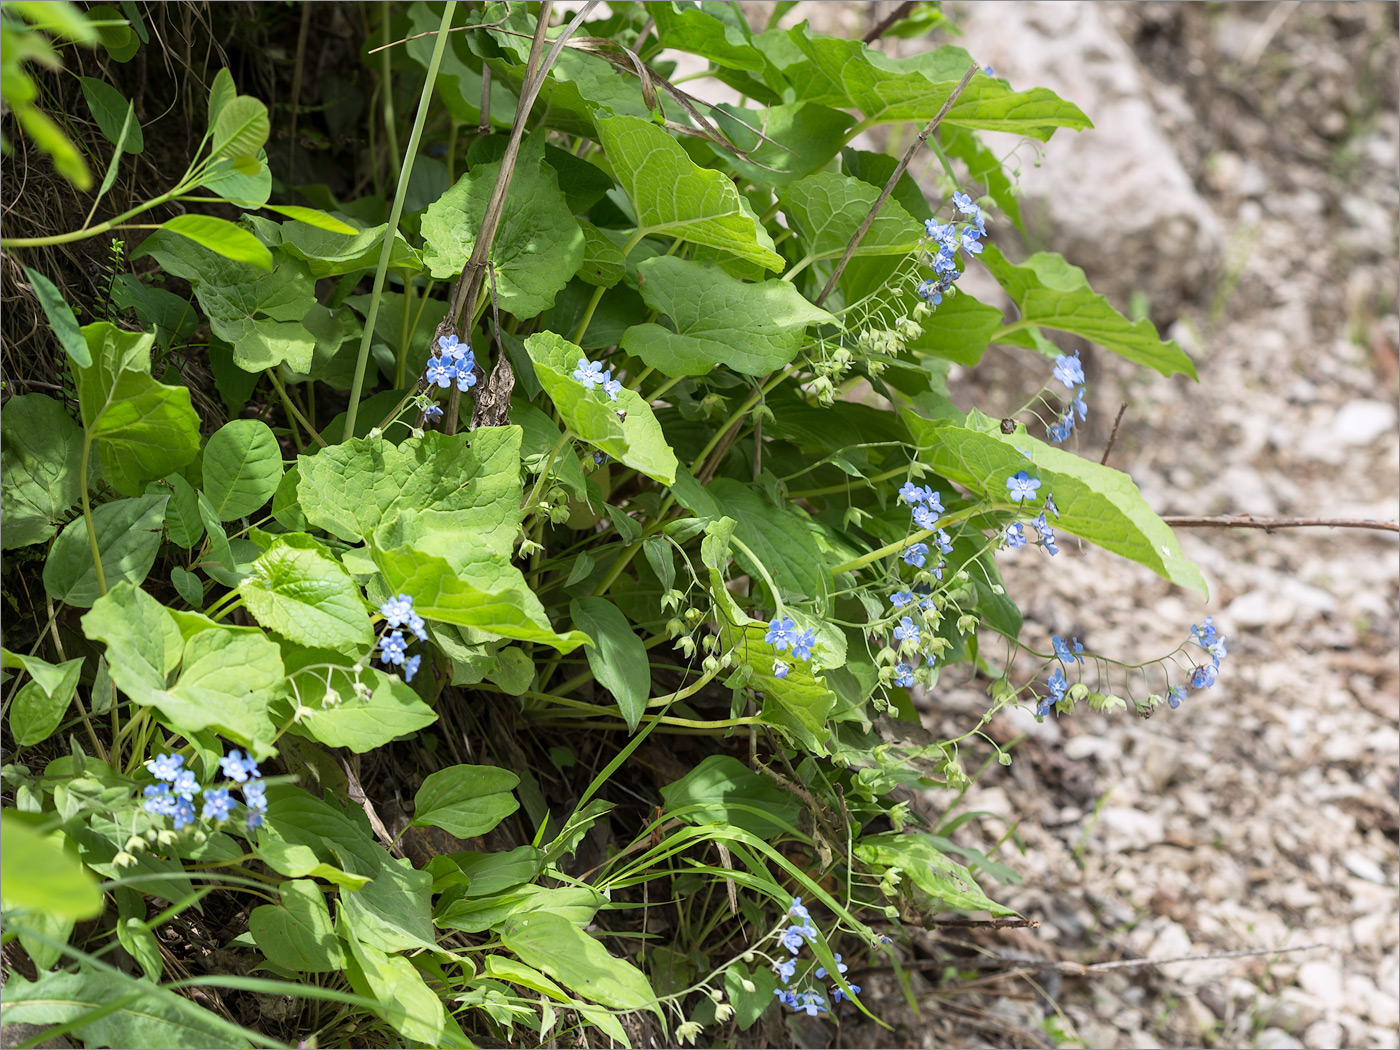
[78,435,107,598]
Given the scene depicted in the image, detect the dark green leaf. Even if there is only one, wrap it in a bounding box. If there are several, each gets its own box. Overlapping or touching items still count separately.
[42,494,168,607]
[0,393,84,549]
[412,765,521,839]
[569,597,650,731]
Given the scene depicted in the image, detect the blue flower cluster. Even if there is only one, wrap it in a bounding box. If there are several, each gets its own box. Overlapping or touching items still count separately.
[1036,634,1085,717]
[765,616,817,679]
[572,358,623,401]
[424,334,478,393]
[899,482,950,578]
[1187,617,1227,693]
[379,593,427,682]
[143,749,266,831]
[770,898,860,1017]
[1047,351,1088,443]
[1002,473,1060,556]
[917,191,987,307]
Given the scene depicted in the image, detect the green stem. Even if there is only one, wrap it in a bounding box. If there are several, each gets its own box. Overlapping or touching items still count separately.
[380,13,402,185]
[265,369,326,449]
[690,366,798,474]
[343,1,457,440]
[829,506,981,575]
[990,319,1035,342]
[788,465,908,499]
[78,436,106,597]
[570,283,607,346]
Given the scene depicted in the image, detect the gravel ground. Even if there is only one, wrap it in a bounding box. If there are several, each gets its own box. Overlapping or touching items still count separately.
[905,4,1399,1048]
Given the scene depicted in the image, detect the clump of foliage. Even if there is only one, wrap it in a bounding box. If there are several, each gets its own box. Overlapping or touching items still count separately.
[1,2,1228,1046]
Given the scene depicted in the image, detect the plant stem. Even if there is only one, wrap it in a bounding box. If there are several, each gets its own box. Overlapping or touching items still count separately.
[344,1,457,441]
[78,436,107,597]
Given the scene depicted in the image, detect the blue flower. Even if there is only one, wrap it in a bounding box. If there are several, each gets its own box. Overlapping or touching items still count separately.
[765,616,796,650]
[1205,638,1227,667]
[171,769,201,798]
[1045,494,1060,519]
[438,334,466,360]
[916,279,944,305]
[1167,684,1186,709]
[1006,470,1041,503]
[1052,635,1084,664]
[425,357,456,388]
[774,659,790,679]
[931,560,946,581]
[1048,415,1074,443]
[951,191,977,215]
[423,402,443,420]
[890,590,914,608]
[381,594,414,627]
[379,630,408,667]
[1005,522,1027,549]
[898,481,925,505]
[220,750,260,784]
[932,528,953,555]
[146,753,184,781]
[912,504,941,530]
[243,778,267,811]
[1032,512,1059,556]
[816,954,848,980]
[893,616,921,647]
[960,225,984,254]
[454,363,478,391]
[1053,350,1085,390]
[172,798,197,830]
[1037,667,1070,717]
[903,542,929,568]
[572,358,605,390]
[790,628,816,662]
[246,810,264,831]
[201,788,236,822]
[143,784,176,816]
[1190,617,1217,646]
[602,373,623,401]
[1071,391,1088,421]
[796,991,828,1016]
[775,958,797,984]
[774,989,799,1009]
[922,490,945,514]
[780,923,815,954]
[832,982,861,1004]
[403,653,423,683]
[1190,664,1218,690]
[789,897,811,920]
[894,662,915,687]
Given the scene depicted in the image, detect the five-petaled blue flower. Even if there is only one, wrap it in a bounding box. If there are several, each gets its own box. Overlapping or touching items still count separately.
[381,594,414,627]
[573,358,605,389]
[243,779,268,811]
[789,897,811,921]
[894,663,915,687]
[1053,350,1085,390]
[913,504,941,530]
[602,373,622,401]
[201,788,236,822]
[1190,664,1218,690]
[932,528,953,555]
[1167,684,1187,709]
[379,630,408,667]
[1005,522,1026,549]
[790,628,816,662]
[220,750,260,784]
[173,798,196,829]
[951,191,977,215]
[903,542,929,567]
[890,590,914,608]
[1006,470,1041,503]
[143,783,175,816]
[898,481,926,505]
[1191,618,1217,646]
[779,923,815,954]
[147,753,184,781]
[171,769,201,798]
[403,653,423,683]
[425,358,455,388]
[765,616,796,650]
[893,616,921,646]
[1037,667,1070,717]
[454,364,477,391]
[1052,635,1084,664]
[796,991,828,1016]
[775,958,797,984]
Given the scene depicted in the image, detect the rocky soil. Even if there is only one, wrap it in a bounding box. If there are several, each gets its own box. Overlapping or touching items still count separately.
[894,3,1398,1048]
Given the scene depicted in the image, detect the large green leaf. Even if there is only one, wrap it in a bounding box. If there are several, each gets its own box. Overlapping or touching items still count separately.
[78,76,144,153]
[524,331,677,485]
[339,852,438,954]
[651,2,764,70]
[0,393,84,549]
[780,171,924,264]
[569,597,650,731]
[160,215,272,271]
[620,256,836,378]
[0,970,253,1049]
[787,31,1091,139]
[42,495,168,607]
[706,479,829,603]
[1,650,83,746]
[239,535,372,653]
[910,289,1004,366]
[211,94,270,161]
[248,878,344,973]
[707,101,856,188]
[980,244,1198,379]
[270,219,422,278]
[0,814,102,919]
[201,418,282,520]
[290,666,437,752]
[297,428,522,546]
[501,911,658,1013]
[341,928,445,1046]
[421,132,583,319]
[412,765,520,838]
[856,831,1014,915]
[72,323,201,495]
[596,115,784,272]
[906,417,1208,596]
[136,230,317,372]
[659,755,802,838]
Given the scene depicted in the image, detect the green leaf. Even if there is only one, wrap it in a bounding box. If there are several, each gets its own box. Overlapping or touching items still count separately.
[651,2,764,70]
[72,323,201,495]
[706,479,829,603]
[171,565,204,606]
[201,418,282,520]
[659,755,802,838]
[12,100,92,190]
[706,101,857,187]
[485,645,535,695]
[980,244,1198,379]
[79,582,181,700]
[781,171,924,264]
[239,535,372,653]
[421,131,583,319]
[270,219,422,278]
[642,535,675,593]
[211,94,269,161]
[0,970,253,1049]
[339,852,437,953]
[137,230,317,372]
[341,931,445,1046]
[260,204,358,234]
[0,813,102,919]
[856,831,1015,915]
[596,114,784,272]
[569,597,650,731]
[199,153,272,207]
[412,765,520,839]
[524,330,678,485]
[482,957,631,1045]
[78,76,144,152]
[575,219,625,288]
[841,146,933,221]
[207,68,236,126]
[906,417,1208,596]
[622,256,836,378]
[436,884,605,935]
[501,911,658,1013]
[909,290,1004,366]
[725,963,778,1029]
[158,215,272,271]
[42,494,168,607]
[162,472,204,548]
[292,667,437,752]
[22,265,91,366]
[248,879,344,972]
[0,393,84,549]
[2,651,83,746]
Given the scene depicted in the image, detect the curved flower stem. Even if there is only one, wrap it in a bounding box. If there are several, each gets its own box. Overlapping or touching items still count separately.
[343,1,457,441]
[828,506,981,576]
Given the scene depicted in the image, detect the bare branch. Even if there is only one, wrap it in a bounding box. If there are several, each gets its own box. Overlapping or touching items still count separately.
[1164,515,1399,533]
